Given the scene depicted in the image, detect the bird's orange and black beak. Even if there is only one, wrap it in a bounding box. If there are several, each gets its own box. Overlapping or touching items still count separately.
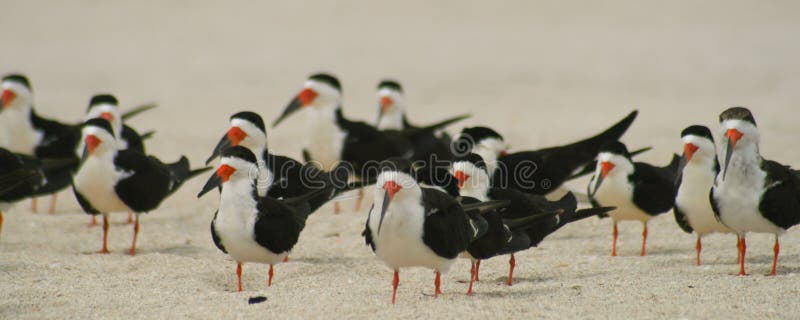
[99,112,114,123]
[273,88,318,127]
[377,180,402,235]
[83,134,102,158]
[376,95,393,125]
[683,143,699,162]
[722,128,743,180]
[453,171,470,189]
[1,89,16,110]
[198,164,236,198]
[206,126,248,165]
[591,161,615,195]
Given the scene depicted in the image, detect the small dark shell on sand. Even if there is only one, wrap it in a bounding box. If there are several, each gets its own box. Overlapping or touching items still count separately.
[248,296,267,304]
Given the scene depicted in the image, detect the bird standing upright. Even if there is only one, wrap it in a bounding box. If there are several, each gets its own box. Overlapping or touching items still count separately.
[72,118,210,254]
[453,153,612,285]
[712,107,800,276]
[673,125,735,265]
[198,146,342,291]
[363,159,510,304]
[588,141,679,256]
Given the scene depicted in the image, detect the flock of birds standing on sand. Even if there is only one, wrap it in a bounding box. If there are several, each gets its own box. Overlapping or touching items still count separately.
[0,72,798,304]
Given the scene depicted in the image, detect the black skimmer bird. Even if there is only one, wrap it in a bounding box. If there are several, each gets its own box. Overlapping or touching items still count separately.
[712,107,800,276]
[374,80,411,131]
[452,110,646,196]
[374,79,469,164]
[0,148,78,237]
[83,94,151,154]
[588,141,680,256]
[362,159,512,304]
[198,146,348,291]
[273,74,465,212]
[673,125,735,265]
[452,153,612,285]
[206,111,351,199]
[0,74,156,214]
[82,94,154,224]
[72,118,210,255]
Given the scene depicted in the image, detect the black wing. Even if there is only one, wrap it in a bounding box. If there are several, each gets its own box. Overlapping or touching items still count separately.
[672,204,694,234]
[494,111,638,195]
[487,187,563,220]
[121,125,146,153]
[631,162,677,215]
[251,194,316,254]
[30,112,81,159]
[0,150,44,202]
[758,160,800,230]
[363,203,376,251]
[72,187,100,215]
[672,169,693,233]
[336,109,414,175]
[113,150,174,212]
[464,198,516,260]
[210,210,227,253]
[420,188,475,259]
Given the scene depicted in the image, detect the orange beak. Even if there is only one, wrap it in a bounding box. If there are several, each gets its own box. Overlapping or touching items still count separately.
[85,135,102,155]
[725,129,743,149]
[298,88,318,107]
[684,143,699,162]
[600,161,615,179]
[216,164,236,182]
[226,126,247,146]
[380,96,393,113]
[99,112,114,122]
[378,180,403,235]
[454,171,470,189]
[383,181,401,200]
[1,90,15,109]
[722,128,744,181]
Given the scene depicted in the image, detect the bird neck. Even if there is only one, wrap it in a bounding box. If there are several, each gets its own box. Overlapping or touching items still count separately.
[376,109,405,130]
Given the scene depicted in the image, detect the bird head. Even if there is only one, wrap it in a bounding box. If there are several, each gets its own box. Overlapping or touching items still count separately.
[375,80,405,125]
[198,146,258,198]
[273,73,342,127]
[206,111,267,165]
[81,118,118,158]
[1,74,33,111]
[451,153,490,198]
[718,107,759,180]
[590,141,633,195]
[86,94,122,135]
[680,125,716,164]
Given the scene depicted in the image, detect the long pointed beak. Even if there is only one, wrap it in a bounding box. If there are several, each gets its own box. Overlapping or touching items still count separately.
[198,164,235,197]
[722,129,742,180]
[375,100,388,126]
[591,174,604,196]
[198,172,223,198]
[1,90,15,109]
[591,162,614,195]
[454,171,469,189]
[377,181,401,235]
[377,190,391,235]
[684,143,698,162]
[378,96,393,124]
[273,96,302,127]
[205,134,232,165]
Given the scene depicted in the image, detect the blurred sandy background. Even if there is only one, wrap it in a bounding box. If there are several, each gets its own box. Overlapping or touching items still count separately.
[2,1,800,319]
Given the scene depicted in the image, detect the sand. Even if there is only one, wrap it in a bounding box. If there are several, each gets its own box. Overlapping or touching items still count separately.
[2,1,800,319]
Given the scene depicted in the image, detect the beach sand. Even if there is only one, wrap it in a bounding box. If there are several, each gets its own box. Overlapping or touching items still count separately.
[2,1,800,318]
